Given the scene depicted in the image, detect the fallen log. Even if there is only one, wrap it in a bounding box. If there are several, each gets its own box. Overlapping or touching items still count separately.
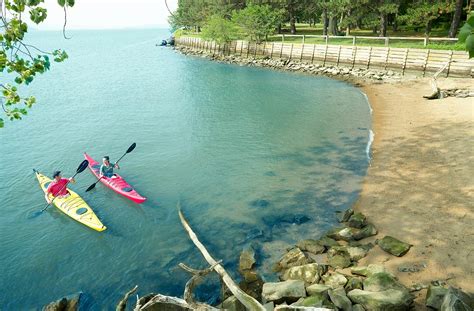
[423,62,450,100]
[178,206,267,311]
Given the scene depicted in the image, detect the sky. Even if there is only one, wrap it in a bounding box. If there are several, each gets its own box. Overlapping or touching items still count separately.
[36,0,178,30]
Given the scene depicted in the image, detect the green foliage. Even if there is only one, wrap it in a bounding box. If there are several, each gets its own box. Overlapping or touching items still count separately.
[1,0,71,128]
[232,4,284,43]
[201,15,238,43]
[458,15,474,58]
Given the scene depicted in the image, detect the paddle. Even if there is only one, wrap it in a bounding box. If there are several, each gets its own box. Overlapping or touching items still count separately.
[85,142,136,192]
[40,159,89,213]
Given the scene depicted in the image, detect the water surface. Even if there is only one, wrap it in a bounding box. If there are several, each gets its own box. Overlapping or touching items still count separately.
[0,29,370,308]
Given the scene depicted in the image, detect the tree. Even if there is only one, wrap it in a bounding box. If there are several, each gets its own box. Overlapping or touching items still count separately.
[232,4,284,43]
[1,0,71,128]
[459,14,474,57]
[201,14,238,44]
[449,0,465,37]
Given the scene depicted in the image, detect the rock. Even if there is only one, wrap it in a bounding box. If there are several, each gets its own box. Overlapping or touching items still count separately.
[306,284,331,297]
[347,246,368,261]
[440,287,474,311]
[351,264,387,277]
[345,277,364,291]
[262,280,307,303]
[43,292,81,311]
[241,269,259,283]
[377,236,411,257]
[326,227,358,241]
[352,304,365,311]
[239,246,256,271]
[264,302,275,311]
[317,236,340,248]
[275,247,313,272]
[328,253,352,269]
[274,304,333,310]
[250,199,270,208]
[222,296,246,311]
[292,293,330,307]
[297,239,326,255]
[328,288,353,311]
[281,263,327,284]
[348,289,413,311]
[240,273,264,301]
[347,213,367,229]
[426,285,448,310]
[322,273,348,289]
[353,224,377,240]
[363,273,407,292]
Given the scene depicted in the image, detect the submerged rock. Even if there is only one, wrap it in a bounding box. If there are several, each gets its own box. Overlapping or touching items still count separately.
[328,287,353,311]
[239,246,256,272]
[377,236,411,257]
[281,263,327,284]
[250,199,271,208]
[43,292,81,311]
[297,239,326,255]
[262,280,307,303]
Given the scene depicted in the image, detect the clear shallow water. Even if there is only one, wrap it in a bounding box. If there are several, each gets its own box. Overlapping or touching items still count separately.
[0,29,370,309]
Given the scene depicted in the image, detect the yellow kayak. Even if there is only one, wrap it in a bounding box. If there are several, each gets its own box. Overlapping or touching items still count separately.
[35,170,106,232]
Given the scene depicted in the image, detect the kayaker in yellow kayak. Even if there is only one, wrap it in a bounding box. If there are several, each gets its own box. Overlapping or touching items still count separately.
[100,156,120,178]
[45,171,75,204]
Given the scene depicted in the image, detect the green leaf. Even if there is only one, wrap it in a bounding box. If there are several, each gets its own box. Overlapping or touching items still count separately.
[458,23,473,43]
[57,0,66,7]
[466,34,474,58]
[66,0,75,7]
[0,118,4,128]
[467,15,474,28]
[27,0,44,6]
[29,7,48,24]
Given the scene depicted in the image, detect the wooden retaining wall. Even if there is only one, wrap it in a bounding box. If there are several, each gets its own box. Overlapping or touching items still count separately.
[176,37,474,78]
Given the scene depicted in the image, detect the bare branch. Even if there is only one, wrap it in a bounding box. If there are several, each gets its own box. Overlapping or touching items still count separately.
[63,6,71,40]
[116,285,138,311]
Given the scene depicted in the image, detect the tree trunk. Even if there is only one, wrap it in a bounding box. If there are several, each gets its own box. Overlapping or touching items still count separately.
[277,23,282,34]
[425,19,432,36]
[323,9,329,35]
[392,14,399,32]
[329,16,338,35]
[379,13,387,37]
[289,14,296,34]
[448,0,463,37]
[356,17,362,29]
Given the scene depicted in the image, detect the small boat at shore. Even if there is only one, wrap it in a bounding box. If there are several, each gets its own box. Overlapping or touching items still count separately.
[84,153,147,204]
[34,170,106,232]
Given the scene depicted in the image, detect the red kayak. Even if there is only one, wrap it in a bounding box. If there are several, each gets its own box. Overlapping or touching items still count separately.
[84,153,147,204]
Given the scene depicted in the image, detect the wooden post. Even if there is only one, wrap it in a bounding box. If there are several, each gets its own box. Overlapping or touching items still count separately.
[352,46,357,69]
[423,49,430,77]
[254,42,258,57]
[300,44,304,61]
[270,42,274,58]
[385,37,389,46]
[279,43,283,58]
[311,44,316,63]
[367,46,372,69]
[263,41,266,56]
[282,34,285,43]
[289,43,294,60]
[446,50,453,77]
[384,47,390,70]
[302,35,305,44]
[336,45,342,66]
[353,36,356,45]
[424,37,428,47]
[240,41,243,56]
[325,35,329,45]
[246,41,250,57]
[323,44,328,66]
[402,48,409,75]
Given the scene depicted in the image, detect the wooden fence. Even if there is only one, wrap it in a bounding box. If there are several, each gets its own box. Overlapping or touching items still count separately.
[176,37,474,77]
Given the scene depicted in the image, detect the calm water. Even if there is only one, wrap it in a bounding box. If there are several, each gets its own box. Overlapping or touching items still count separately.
[0,29,371,309]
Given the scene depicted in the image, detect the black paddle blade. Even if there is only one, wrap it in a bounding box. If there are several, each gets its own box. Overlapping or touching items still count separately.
[85,183,96,192]
[77,159,89,174]
[126,143,136,153]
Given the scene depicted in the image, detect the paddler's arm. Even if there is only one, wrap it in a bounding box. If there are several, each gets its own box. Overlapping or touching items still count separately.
[45,187,52,204]
[114,162,120,169]
[68,177,76,183]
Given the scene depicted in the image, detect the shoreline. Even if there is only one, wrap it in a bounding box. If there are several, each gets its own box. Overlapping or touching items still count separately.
[173,46,473,306]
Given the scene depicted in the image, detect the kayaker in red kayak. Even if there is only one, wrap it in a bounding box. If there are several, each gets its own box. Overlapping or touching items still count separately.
[100,156,120,179]
[45,171,75,204]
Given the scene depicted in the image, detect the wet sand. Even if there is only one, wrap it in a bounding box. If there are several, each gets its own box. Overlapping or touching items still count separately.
[356,77,474,307]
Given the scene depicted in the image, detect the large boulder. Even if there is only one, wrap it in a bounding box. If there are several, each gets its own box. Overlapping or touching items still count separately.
[328,287,353,311]
[440,287,474,311]
[353,224,377,240]
[363,273,407,292]
[347,246,369,261]
[317,236,340,248]
[281,263,327,284]
[351,264,387,277]
[275,248,313,272]
[327,247,352,269]
[43,293,81,311]
[322,273,348,289]
[426,285,449,309]
[347,213,367,229]
[297,239,326,255]
[262,280,307,303]
[326,225,377,242]
[306,284,331,297]
[377,236,411,257]
[348,289,413,311]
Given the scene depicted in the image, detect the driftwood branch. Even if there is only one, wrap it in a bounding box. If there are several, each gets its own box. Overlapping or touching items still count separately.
[178,205,267,311]
[424,62,450,100]
[179,261,222,309]
[116,285,138,311]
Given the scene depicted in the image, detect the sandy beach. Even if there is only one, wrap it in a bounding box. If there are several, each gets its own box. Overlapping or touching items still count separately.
[356,77,473,308]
